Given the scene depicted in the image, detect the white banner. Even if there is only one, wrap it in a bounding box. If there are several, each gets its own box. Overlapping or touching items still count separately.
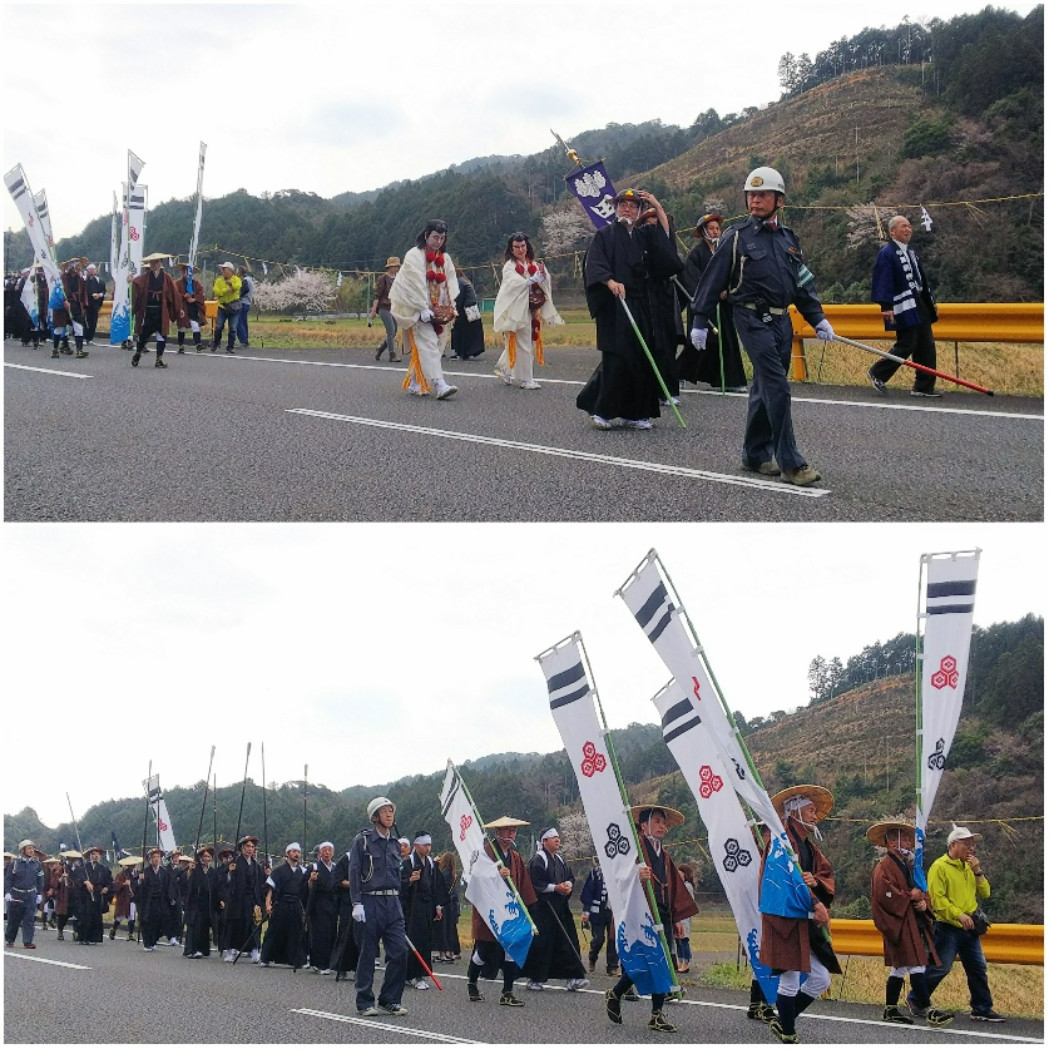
[32,188,55,257]
[146,774,177,853]
[618,553,812,927]
[128,184,147,277]
[649,678,779,1001]
[189,141,206,265]
[438,762,534,967]
[109,191,118,280]
[4,165,61,290]
[111,151,145,345]
[915,550,979,882]
[538,635,675,997]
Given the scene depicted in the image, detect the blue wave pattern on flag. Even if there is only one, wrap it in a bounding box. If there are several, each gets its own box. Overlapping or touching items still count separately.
[438,763,533,968]
[759,833,813,919]
[539,636,674,997]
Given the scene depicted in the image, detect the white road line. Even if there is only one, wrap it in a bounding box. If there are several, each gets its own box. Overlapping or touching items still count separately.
[671,998,1040,1042]
[293,1007,481,1043]
[4,363,92,379]
[285,409,831,497]
[3,951,91,970]
[205,354,1044,421]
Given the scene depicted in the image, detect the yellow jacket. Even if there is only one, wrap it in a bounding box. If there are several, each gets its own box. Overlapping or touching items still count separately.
[928,853,990,926]
[213,274,241,306]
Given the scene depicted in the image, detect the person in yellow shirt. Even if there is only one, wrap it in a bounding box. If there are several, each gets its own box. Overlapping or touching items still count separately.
[921,825,1002,1023]
[212,261,242,354]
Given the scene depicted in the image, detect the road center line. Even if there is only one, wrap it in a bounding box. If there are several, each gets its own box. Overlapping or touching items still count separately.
[292,1008,481,1043]
[285,409,831,497]
[4,363,92,379]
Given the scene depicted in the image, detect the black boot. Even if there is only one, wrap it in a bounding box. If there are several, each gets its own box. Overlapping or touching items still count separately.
[177,332,186,353]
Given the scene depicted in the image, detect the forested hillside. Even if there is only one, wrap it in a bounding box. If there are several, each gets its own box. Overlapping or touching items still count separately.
[12,7,1040,306]
[6,616,1041,922]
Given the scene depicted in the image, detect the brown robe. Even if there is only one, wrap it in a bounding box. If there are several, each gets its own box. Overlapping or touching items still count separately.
[870,852,940,968]
[759,825,841,975]
[639,835,699,927]
[470,840,537,945]
[175,274,207,329]
[132,269,182,336]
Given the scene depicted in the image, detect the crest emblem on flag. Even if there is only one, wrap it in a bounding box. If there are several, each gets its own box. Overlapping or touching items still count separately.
[580,741,607,777]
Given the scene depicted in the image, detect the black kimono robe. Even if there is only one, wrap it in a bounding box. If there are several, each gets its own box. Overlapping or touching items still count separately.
[577,219,683,423]
[260,862,309,967]
[400,852,449,981]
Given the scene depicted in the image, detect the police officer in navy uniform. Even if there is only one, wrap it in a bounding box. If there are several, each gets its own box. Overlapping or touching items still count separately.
[349,797,409,1018]
[690,167,835,487]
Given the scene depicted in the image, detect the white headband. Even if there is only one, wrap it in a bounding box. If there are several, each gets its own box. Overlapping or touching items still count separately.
[318,841,333,851]
[541,828,559,841]
[413,834,432,845]
[285,842,301,854]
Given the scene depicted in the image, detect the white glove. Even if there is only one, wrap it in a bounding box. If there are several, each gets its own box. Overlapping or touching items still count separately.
[419,308,433,323]
[4,893,10,904]
[815,319,835,341]
[690,327,708,351]
[36,895,43,905]
[527,272,544,285]
[352,903,366,923]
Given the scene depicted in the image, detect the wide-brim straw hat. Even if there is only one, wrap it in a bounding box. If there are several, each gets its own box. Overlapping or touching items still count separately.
[118,856,143,867]
[771,785,835,823]
[59,849,83,859]
[237,835,259,847]
[484,816,530,829]
[630,804,685,829]
[384,256,401,268]
[866,819,915,846]
[141,252,170,263]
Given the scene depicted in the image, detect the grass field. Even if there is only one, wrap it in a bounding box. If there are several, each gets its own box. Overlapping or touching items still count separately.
[239,310,1044,397]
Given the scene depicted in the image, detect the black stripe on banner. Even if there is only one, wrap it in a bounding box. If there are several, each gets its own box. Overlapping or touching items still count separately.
[634,583,670,630]
[440,782,458,819]
[545,661,586,695]
[661,700,694,730]
[928,603,975,615]
[648,607,675,643]
[550,683,590,710]
[927,580,977,598]
[664,716,701,745]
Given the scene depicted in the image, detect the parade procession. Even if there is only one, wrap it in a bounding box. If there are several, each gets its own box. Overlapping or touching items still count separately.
[7,546,1030,1044]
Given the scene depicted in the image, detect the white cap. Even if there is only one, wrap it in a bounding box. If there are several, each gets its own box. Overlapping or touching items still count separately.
[285,842,302,854]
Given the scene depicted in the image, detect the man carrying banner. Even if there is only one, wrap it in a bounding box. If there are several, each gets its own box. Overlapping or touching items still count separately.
[606,806,697,1034]
[175,262,207,353]
[577,188,682,430]
[466,816,537,1007]
[867,820,953,1027]
[131,253,184,368]
[762,786,840,1044]
[524,828,589,992]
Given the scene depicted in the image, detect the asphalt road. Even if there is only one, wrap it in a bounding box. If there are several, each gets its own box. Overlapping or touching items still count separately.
[4,341,1043,522]
[4,935,1043,1044]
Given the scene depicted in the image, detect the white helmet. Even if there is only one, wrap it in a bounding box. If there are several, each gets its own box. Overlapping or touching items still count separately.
[367,796,396,821]
[743,166,786,195]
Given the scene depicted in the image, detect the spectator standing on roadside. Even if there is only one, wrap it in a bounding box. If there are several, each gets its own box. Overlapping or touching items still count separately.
[236,265,254,347]
[212,261,242,354]
[370,257,402,362]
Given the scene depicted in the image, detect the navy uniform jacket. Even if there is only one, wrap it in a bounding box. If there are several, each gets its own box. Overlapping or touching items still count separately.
[348,827,403,902]
[692,216,826,329]
[871,240,937,332]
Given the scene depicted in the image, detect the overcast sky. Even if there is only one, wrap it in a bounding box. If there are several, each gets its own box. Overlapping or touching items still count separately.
[3,523,1041,829]
[4,0,1038,252]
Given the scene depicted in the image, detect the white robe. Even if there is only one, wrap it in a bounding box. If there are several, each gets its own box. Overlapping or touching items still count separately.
[492,259,562,384]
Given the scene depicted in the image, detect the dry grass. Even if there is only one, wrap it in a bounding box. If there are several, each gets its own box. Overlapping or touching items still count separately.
[243,312,1043,396]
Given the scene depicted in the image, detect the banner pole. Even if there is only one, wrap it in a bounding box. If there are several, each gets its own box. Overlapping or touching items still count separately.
[618,297,687,428]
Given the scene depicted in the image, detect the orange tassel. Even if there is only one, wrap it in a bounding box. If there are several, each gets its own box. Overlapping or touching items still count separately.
[507,331,517,370]
[401,329,432,395]
[535,331,544,368]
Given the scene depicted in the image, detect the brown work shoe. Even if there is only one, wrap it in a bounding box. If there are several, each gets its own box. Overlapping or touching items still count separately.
[784,465,821,486]
[743,459,781,476]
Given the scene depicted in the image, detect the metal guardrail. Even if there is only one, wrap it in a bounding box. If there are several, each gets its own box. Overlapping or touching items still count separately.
[829,919,1044,965]
[789,302,1044,380]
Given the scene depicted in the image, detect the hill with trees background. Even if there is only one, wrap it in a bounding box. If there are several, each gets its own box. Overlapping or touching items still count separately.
[5,614,1042,924]
[9,6,1041,311]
